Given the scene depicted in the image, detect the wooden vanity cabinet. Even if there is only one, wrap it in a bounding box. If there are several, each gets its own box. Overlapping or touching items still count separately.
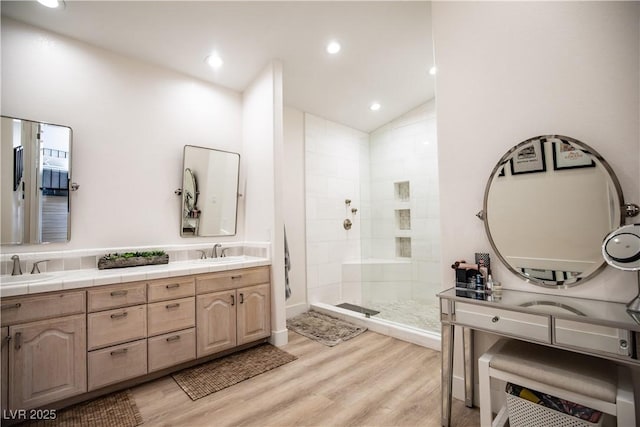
[0,291,87,411]
[196,267,271,358]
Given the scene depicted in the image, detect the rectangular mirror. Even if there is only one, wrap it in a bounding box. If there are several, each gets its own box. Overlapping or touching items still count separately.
[181,145,240,237]
[1,116,72,244]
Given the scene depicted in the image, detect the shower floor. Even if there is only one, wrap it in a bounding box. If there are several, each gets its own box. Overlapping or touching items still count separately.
[363,298,441,333]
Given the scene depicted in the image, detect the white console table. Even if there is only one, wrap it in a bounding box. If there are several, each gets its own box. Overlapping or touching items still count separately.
[438,287,640,427]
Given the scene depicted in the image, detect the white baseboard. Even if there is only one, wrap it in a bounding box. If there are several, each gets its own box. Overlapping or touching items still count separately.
[286,302,308,319]
[269,328,289,347]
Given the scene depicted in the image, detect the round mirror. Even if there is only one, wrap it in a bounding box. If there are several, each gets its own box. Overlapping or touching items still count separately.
[602,224,640,271]
[483,135,625,287]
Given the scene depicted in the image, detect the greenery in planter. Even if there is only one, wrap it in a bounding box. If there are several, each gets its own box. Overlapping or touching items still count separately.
[98,250,169,269]
[102,250,166,261]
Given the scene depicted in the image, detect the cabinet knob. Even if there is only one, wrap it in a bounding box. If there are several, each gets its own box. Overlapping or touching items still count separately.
[110,348,128,356]
[165,303,180,309]
[620,339,628,349]
[491,316,500,323]
[166,283,180,289]
[166,335,181,342]
[231,275,243,280]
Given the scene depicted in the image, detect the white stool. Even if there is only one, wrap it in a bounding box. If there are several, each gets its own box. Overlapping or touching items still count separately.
[478,339,636,427]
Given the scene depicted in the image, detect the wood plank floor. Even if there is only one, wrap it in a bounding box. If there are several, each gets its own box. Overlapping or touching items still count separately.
[131,330,480,426]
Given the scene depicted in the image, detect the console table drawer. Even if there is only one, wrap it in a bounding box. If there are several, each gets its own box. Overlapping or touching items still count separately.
[455,302,551,343]
[554,318,632,357]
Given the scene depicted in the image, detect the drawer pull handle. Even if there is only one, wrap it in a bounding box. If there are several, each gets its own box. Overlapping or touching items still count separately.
[110,348,128,356]
[14,332,22,351]
[1,303,21,310]
[231,275,242,279]
[166,335,181,342]
[110,290,128,297]
[620,339,628,349]
[110,312,128,319]
[166,284,180,289]
[491,316,500,323]
[166,303,180,309]
[239,293,244,304]
[231,294,235,306]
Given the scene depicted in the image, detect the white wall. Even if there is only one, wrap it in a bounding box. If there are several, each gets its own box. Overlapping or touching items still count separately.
[1,18,243,251]
[242,61,287,345]
[304,113,368,305]
[283,106,308,317]
[433,0,640,405]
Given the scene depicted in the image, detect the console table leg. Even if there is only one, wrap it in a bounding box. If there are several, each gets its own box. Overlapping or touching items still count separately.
[441,322,454,427]
[463,327,474,407]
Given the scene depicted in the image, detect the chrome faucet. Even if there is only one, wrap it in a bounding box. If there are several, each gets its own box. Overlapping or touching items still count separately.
[212,243,222,258]
[11,255,22,276]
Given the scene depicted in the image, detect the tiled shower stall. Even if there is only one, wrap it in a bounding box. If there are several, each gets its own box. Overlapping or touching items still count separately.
[305,100,441,335]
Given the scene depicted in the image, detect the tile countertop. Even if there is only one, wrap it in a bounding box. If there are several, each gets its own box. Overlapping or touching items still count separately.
[0,256,271,298]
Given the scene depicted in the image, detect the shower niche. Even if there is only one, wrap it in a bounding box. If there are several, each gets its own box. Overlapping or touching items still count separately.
[394,181,412,258]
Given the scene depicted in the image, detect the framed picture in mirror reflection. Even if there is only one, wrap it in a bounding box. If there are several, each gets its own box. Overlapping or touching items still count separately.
[510,139,546,175]
[552,140,596,170]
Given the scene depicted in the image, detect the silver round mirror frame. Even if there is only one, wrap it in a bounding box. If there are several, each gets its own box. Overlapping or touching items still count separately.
[482,135,626,288]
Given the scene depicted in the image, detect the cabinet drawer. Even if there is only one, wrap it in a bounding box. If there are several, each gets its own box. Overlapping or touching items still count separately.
[87,282,146,312]
[147,328,196,372]
[87,305,147,350]
[147,277,195,302]
[88,339,147,391]
[147,297,195,337]
[1,291,85,327]
[196,266,270,294]
[455,302,551,343]
[555,318,631,357]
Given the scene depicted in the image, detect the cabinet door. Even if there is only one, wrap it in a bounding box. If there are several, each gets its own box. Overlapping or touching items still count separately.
[196,291,236,357]
[1,326,8,411]
[237,283,271,346]
[9,314,86,410]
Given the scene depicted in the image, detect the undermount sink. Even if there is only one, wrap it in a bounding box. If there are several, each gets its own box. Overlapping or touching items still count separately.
[201,255,250,263]
[0,274,55,286]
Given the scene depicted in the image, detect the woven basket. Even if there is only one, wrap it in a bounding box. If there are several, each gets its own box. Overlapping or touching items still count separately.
[506,393,603,427]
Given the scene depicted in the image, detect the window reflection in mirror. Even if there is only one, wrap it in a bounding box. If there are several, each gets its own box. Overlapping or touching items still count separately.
[181,145,240,237]
[1,116,72,244]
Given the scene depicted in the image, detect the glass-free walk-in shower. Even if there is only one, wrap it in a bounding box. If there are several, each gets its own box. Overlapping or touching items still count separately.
[304,100,441,346]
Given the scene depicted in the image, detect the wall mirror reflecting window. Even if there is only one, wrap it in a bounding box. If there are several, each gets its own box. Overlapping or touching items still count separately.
[483,135,625,287]
[181,145,240,237]
[1,116,73,245]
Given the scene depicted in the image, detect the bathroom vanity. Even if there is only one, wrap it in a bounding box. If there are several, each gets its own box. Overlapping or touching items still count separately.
[0,262,271,412]
[438,287,640,427]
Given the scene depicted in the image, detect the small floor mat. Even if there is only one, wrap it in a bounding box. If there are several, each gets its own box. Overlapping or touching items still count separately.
[17,390,143,427]
[286,310,367,347]
[172,343,297,400]
[336,302,380,317]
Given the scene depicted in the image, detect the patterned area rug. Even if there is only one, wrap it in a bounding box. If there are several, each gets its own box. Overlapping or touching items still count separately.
[18,390,143,427]
[172,344,297,400]
[286,310,367,346]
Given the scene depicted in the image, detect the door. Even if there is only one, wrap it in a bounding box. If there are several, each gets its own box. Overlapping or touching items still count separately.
[9,314,86,409]
[196,291,236,357]
[237,283,271,345]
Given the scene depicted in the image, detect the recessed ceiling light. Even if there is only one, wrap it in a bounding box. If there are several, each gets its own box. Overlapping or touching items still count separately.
[205,53,224,69]
[37,0,62,8]
[369,102,381,111]
[429,66,437,75]
[326,41,341,55]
